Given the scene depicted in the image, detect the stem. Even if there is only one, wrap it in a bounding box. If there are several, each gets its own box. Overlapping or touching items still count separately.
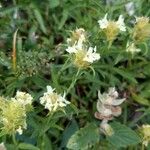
[141,144,145,150]
[108,40,113,50]
[12,133,18,149]
[66,69,80,94]
[44,112,54,133]
[47,112,54,124]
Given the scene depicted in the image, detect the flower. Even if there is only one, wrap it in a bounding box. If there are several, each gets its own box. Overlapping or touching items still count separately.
[140,124,150,147]
[98,14,126,31]
[126,42,141,54]
[136,17,149,26]
[100,120,114,136]
[98,14,126,41]
[66,39,100,68]
[16,126,23,135]
[83,46,100,63]
[0,90,33,135]
[125,2,135,16]
[98,13,108,29]
[40,86,70,112]
[95,87,125,136]
[116,15,126,31]
[133,16,150,42]
[0,99,27,135]
[67,28,86,46]
[14,91,33,106]
[95,87,125,120]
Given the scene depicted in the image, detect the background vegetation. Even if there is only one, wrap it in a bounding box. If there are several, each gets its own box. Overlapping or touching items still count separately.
[0,0,150,149]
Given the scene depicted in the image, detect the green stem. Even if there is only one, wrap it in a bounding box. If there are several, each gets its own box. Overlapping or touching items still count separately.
[141,144,145,150]
[66,69,80,94]
[12,133,18,149]
[44,112,54,133]
[47,112,54,124]
[108,40,113,50]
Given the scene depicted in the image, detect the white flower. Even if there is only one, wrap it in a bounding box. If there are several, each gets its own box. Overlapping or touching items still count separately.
[66,38,83,54]
[15,91,33,106]
[98,87,125,106]
[125,2,135,16]
[66,43,78,54]
[116,15,126,31]
[16,126,23,135]
[98,13,109,29]
[97,102,112,116]
[95,87,125,120]
[100,120,114,136]
[98,14,126,31]
[0,142,6,150]
[40,86,70,112]
[126,42,141,54]
[83,46,100,63]
[66,39,100,64]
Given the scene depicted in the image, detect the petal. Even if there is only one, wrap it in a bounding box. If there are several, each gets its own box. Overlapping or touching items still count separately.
[47,86,54,93]
[98,13,109,29]
[94,112,113,120]
[66,46,77,53]
[111,106,122,116]
[111,98,126,106]
[117,15,126,31]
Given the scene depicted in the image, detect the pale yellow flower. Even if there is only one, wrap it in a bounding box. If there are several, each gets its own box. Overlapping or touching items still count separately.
[140,124,150,147]
[133,16,150,42]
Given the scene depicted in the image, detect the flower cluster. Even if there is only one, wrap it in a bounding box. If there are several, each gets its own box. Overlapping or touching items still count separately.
[40,86,70,112]
[0,91,33,135]
[98,14,126,42]
[140,124,150,147]
[125,16,150,55]
[133,17,150,43]
[66,28,100,68]
[95,87,125,136]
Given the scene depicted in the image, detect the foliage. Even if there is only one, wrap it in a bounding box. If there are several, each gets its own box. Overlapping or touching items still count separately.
[0,0,150,149]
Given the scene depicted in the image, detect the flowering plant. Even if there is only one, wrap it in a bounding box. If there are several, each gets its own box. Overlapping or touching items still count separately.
[0,0,150,150]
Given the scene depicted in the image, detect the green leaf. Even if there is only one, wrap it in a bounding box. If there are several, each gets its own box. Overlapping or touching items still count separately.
[32,6,47,34]
[58,10,68,29]
[132,93,150,106]
[60,119,79,148]
[39,134,53,150]
[49,0,60,8]
[107,122,141,148]
[18,143,40,150]
[67,123,99,150]
[112,68,137,84]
